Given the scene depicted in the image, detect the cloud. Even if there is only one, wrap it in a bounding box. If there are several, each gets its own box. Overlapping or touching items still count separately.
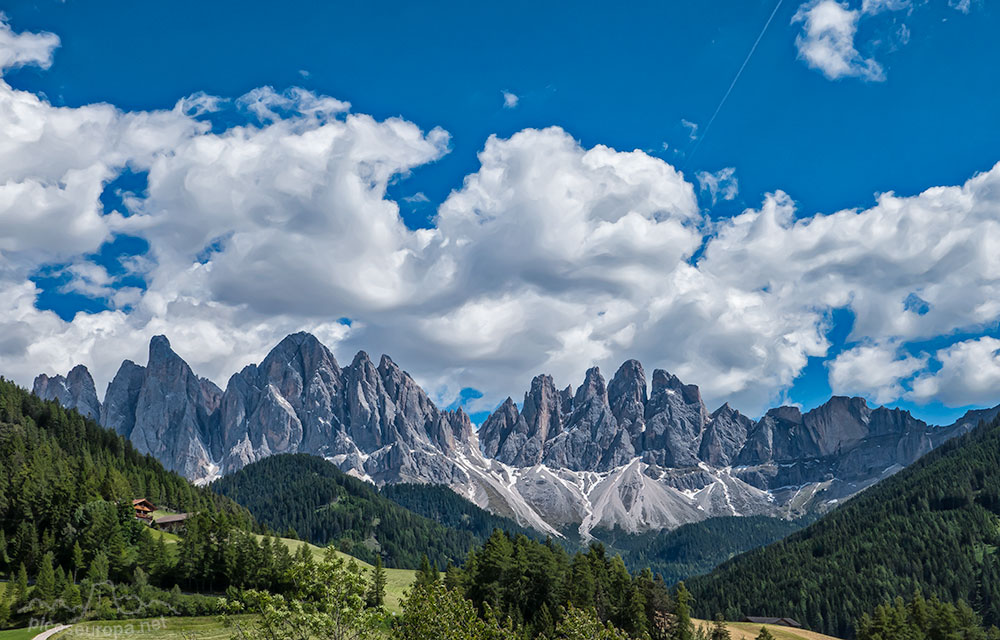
[502,91,519,109]
[949,0,971,13]
[0,15,59,73]
[861,0,910,15]
[681,119,699,140]
[792,0,885,81]
[696,167,739,205]
[828,343,925,404]
[909,337,1000,406]
[404,192,430,204]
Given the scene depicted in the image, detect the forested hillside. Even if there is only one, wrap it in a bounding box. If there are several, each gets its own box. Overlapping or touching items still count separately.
[211,454,517,570]
[688,416,1000,638]
[0,378,252,578]
[0,378,311,625]
[594,515,808,585]
[381,482,541,541]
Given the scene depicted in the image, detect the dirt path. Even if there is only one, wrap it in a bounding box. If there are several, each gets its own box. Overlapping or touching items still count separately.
[31,626,71,640]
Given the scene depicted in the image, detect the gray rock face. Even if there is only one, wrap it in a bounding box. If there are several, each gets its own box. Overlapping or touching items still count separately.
[33,364,101,420]
[101,360,146,438]
[699,403,752,467]
[120,336,222,479]
[641,369,709,468]
[543,367,634,471]
[215,334,475,484]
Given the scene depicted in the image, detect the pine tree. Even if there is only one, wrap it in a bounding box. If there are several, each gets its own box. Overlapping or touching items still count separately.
[14,563,28,606]
[415,554,438,587]
[87,551,109,584]
[0,583,9,627]
[53,565,67,598]
[0,530,9,571]
[366,556,387,608]
[755,627,775,640]
[71,542,85,582]
[673,582,694,640]
[710,614,732,640]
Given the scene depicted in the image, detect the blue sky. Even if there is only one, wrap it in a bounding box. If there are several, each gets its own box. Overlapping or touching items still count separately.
[1,0,999,424]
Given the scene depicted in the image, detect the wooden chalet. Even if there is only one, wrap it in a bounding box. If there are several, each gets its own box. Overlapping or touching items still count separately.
[741,617,802,629]
[132,498,155,521]
[153,513,190,533]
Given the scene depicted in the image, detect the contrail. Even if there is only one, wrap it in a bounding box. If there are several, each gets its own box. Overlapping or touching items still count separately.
[686,0,785,164]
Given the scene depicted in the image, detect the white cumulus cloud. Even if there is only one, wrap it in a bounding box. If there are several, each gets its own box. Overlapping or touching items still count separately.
[0,15,59,73]
[792,0,885,81]
[828,343,925,404]
[909,337,1000,406]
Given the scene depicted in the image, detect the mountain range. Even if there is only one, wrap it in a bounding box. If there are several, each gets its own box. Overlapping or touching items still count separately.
[32,331,997,538]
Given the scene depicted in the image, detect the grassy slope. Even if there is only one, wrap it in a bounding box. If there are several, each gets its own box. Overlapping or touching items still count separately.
[693,619,843,640]
[144,526,414,612]
[252,535,415,612]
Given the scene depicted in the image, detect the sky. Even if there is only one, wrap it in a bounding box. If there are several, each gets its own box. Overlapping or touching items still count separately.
[0,0,999,425]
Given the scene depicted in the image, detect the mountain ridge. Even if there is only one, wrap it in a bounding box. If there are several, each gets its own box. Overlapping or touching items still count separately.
[31,331,997,538]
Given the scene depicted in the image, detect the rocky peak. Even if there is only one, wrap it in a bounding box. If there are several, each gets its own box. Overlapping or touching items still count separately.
[641,369,708,467]
[575,367,608,405]
[447,408,474,444]
[699,403,753,467]
[523,375,563,438]
[93,337,221,480]
[478,397,524,460]
[650,369,702,406]
[559,385,575,415]
[32,364,101,421]
[608,360,647,445]
[101,360,146,438]
[544,366,634,471]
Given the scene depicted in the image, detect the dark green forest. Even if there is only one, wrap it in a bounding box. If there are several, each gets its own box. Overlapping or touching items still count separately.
[687,416,1000,638]
[210,453,515,569]
[856,593,1000,640]
[381,482,541,542]
[594,515,808,585]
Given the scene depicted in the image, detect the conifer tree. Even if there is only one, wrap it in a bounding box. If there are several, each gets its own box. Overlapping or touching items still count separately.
[673,582,694,640]
[710,614,731,640]
[366,556,386,608]
[754,627,775,640]
[71,542,85,582]
[0,530,9,571]
[61,580,82,611]
[415,554,438,587]
[87,551,109,584]
[14,562,28,606]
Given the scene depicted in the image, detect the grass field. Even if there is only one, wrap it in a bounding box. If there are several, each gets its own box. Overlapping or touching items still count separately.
[52,616,242,640]
[693,619,843,640]
[0,628,56,640]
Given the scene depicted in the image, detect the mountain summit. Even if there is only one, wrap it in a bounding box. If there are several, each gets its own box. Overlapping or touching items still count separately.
[33,332,995,538]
